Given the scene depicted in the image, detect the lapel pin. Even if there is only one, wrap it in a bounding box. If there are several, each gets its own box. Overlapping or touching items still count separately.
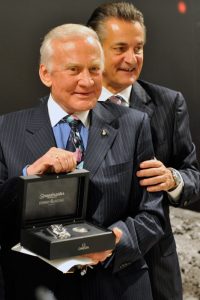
[101,129,108,136]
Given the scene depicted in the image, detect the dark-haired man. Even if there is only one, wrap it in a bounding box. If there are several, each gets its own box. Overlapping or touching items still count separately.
[87,2,200,300]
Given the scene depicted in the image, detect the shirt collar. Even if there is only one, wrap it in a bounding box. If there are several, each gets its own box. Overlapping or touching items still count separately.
[98,86,132,105]
[47,94,90,128]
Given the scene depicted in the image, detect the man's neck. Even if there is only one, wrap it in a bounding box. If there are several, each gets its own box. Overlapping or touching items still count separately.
[48,94,90,128]
[98,86,132,105]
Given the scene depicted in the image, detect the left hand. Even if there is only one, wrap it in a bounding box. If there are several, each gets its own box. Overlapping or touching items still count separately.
[136,159,176,192]
[81,227,122,265]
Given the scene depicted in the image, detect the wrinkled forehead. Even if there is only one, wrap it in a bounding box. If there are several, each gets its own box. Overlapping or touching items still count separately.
[52,36,104,66]
[52,35,100,51]
[48,36,103,71]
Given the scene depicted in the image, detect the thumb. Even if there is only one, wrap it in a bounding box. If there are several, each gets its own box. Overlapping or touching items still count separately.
[112,227,123,244]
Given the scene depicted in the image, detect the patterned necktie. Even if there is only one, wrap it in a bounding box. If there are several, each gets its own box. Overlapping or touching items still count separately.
[63,115,85,169]
[107,95,125,105]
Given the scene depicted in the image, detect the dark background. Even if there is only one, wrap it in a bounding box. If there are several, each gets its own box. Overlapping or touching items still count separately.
[0,0,199,210]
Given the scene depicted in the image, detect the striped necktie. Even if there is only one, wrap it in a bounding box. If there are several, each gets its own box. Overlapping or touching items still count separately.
[62,115,85,169]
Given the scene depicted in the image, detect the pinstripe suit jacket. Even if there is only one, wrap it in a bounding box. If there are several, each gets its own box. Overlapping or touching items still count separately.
[0,98,166,300]
[130,80,200,300]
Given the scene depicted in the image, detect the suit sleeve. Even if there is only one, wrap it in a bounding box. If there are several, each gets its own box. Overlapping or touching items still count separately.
[0,116,21,211]
[0,116,23,248]
[171,92,200,207]
[109,114,166,273]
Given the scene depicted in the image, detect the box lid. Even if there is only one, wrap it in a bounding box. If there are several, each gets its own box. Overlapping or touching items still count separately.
[19,169,89,228]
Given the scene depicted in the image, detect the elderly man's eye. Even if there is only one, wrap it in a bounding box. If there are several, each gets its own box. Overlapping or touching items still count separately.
[89,66,101,74]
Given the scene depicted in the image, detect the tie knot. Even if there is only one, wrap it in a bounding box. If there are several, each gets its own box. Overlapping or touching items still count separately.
[62,115,81,129]
[107,95,125,105]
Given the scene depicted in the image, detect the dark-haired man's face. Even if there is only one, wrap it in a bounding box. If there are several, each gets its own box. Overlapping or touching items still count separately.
[102,18,145,93]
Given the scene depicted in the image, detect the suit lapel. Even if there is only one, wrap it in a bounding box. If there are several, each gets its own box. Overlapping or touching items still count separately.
[25,100,56,159]
[130,81,154,119]
[84,103,118,179]
[24,100,118,177]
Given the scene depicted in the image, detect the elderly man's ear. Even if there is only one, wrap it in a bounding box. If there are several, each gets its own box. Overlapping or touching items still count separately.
[39,64,52,87]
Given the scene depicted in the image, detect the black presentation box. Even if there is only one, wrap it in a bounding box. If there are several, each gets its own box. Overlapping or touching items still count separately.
[19,169,115,260]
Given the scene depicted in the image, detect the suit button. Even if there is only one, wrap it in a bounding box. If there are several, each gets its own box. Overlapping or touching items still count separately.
[119,264,125,269]
[119,262,131,269]
[183,200,188,207]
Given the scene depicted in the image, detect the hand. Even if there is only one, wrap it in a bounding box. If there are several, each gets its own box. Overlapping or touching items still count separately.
[136,159,176,192]
[27,147,77,175]
[81,227,122,264]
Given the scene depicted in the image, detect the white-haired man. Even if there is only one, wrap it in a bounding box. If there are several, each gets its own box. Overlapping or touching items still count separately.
[0,23,165,300]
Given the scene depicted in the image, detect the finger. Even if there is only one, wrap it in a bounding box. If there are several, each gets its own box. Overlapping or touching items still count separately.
[56,156,68,171]
[137,166,166,178]
[65,155,77,171]
[139,175,167,186]
[104,250,113,256]
[52,158,63,173]
[49,150,76,173]
[59,150,77,171]
[139,159,163,169]
[147,183,168,192]
[55,152,71,172]
[90,260,99,265]
[51,151,66,173]
[98,251,113,262]
[82,251,110,262]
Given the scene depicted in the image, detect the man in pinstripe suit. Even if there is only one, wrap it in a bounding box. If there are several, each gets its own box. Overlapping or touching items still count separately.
[0,23,166,300]
[87,2,200,300]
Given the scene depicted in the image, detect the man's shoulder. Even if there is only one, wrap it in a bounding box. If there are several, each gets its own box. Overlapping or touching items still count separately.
[0,97,47,124]
[137,79,181,97]
[135,80,185,109]
[0,108,33,127]
[96,101,148,123]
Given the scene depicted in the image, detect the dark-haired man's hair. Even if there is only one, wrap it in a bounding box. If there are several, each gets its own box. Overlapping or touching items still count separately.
[87,2,145,42]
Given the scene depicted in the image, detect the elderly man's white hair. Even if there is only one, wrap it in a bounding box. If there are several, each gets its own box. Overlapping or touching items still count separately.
[40,23,104,71]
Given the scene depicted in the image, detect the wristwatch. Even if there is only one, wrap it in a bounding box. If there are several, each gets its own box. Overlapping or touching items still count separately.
[168,168,182,189]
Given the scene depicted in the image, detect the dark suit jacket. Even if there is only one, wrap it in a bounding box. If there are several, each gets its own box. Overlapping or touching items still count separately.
[130,80,200,300]
[0,99,165,300]
[0,265,5,300]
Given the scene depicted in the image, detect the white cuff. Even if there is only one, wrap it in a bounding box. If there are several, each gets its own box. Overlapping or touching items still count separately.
[167,170,184,202]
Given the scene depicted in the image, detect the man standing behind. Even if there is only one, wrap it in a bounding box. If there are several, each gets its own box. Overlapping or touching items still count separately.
[87,2,200,300]
[0,23,165,300]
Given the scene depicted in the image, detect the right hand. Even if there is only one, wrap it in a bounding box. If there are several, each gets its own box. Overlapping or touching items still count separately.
[136,159,176,192]
[81,227,123,264]
[27,147,76,175]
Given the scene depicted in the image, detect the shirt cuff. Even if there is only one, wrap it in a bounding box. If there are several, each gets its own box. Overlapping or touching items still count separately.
[167,170,184,202]
[22,165,29,176]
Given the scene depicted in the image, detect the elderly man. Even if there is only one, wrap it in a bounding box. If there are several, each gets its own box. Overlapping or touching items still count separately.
[0,23,165,300]
[87,2,200,300]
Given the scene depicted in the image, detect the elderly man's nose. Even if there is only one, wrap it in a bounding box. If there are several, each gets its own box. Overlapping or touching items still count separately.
[79,71,94,86]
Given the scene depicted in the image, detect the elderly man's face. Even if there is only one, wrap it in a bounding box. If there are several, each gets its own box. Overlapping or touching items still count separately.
[40,36,102,113]
[102,18,145,94]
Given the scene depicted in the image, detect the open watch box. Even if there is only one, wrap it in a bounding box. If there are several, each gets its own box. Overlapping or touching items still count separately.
[19,169,115,260]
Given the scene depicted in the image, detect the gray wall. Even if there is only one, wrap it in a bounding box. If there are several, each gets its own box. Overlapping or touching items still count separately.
[0,0,108,112]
